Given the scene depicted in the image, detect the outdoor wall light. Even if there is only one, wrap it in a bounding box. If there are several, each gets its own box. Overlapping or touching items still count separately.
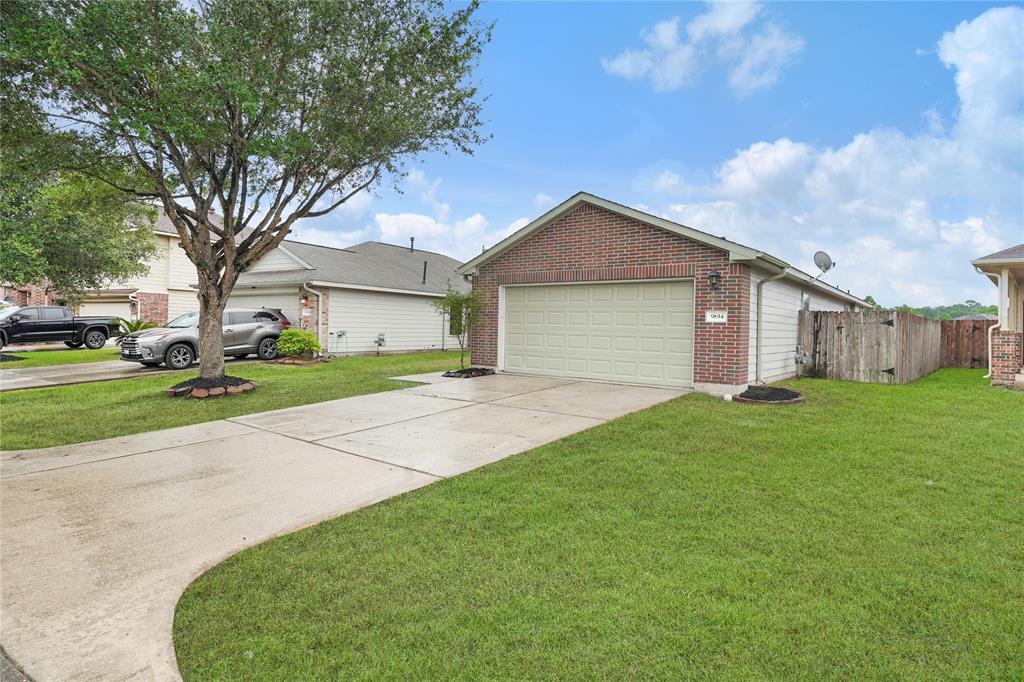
[708,269,722,290]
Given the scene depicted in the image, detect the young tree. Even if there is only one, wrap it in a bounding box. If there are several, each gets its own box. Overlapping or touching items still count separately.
[432,285,480,369]
[5,0,489,379]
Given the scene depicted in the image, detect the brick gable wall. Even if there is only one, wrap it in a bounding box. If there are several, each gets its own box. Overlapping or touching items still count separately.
[469,202,751,388]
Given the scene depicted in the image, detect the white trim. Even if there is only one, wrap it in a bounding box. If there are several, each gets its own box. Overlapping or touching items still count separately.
[277,245,316,270]
[310,280,444,297]
[499,276,696,289]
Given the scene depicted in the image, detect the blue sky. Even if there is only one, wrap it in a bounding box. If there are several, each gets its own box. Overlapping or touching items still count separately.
[290,1,1024,307]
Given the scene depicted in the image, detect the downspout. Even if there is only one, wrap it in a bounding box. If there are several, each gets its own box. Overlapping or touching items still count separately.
[301,283,324,352]
[756,265,789,384]
[975,266,1002,379]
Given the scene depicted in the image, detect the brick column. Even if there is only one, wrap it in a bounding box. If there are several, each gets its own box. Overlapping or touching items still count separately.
[136,293,169,325]
[990,330,1022,386]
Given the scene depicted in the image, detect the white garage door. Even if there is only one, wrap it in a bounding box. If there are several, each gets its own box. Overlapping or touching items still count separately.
[226,288,299,326]
[79,299,132,320]
[503,280,694,388]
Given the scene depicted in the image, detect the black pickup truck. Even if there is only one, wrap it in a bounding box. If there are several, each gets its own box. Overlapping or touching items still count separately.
[0,305,118,350]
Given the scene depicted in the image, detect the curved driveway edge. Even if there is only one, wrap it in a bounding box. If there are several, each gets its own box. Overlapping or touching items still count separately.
[0,373,685,681]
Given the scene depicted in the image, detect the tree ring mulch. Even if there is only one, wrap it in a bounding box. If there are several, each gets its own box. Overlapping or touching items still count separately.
[0,353,25,363]
[165,375,256,399]
[733,385,804,404]
[442,367,495,378]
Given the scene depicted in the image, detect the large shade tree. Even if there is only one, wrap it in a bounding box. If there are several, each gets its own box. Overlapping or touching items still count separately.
[4,0,489,378]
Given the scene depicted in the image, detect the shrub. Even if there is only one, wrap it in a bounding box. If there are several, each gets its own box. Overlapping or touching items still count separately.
[276,328,321,359]
[115,317,158,345]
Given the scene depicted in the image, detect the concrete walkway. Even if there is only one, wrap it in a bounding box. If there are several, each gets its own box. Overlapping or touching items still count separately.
[0,357,253,392]
[0,373,685,681]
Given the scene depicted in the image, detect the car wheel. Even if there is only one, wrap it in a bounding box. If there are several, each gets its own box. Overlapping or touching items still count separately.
[232,353,250,360]
[257,337,278,360]
[84,330,107,349]
[165,343,195,370]
[65,340,84,349]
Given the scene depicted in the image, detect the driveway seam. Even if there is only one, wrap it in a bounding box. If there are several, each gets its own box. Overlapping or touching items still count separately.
[0,424,260,479]
[223,419,447,480]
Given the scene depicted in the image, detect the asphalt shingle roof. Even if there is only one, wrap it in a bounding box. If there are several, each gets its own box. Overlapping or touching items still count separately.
[976,243,1024,261]
[236,240,468,295]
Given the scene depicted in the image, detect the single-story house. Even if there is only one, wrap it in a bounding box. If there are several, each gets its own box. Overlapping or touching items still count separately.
[971,243,1024,386]
[457,192,866,395]
[229,239,465,354]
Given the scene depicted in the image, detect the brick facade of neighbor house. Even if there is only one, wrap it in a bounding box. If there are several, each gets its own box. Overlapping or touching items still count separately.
[2,283,58,306]
[990,329,1022,385]
[297,286,330,351]
[136,292,169,325]
[469,201,752,388]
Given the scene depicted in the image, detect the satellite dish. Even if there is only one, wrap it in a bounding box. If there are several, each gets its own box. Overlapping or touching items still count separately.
[813,251,834,273]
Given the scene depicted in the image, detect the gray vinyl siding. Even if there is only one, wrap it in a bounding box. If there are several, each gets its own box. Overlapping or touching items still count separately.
[327,287,458,354]
[747,272,854,383]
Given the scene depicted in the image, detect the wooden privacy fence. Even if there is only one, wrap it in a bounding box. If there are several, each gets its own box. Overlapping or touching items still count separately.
[940,319,997,368]
[798,310,943,384]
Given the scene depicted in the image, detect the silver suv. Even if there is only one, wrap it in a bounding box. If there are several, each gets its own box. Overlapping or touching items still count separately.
[121,308,291,369]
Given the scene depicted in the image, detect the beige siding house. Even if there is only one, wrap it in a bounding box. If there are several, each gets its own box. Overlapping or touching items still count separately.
[78,214,200,324]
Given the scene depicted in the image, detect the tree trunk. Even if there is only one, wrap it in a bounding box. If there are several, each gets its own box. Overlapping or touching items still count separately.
[197,278,227,380]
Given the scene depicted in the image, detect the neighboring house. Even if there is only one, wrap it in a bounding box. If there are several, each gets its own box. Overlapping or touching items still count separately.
[74,212,201,324]
[457,192,865,395]
[971,243,1024,386]
[229,240,465,354]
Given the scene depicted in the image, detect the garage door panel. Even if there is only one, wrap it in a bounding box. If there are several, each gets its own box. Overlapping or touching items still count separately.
[503,281,693,388]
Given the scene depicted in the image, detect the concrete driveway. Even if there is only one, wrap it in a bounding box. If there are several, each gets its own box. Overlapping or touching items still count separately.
[0,357,253,392]
[0,373,685,681]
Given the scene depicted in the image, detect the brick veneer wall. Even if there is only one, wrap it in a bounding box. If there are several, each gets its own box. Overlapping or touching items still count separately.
[990,329,1022,385]
[136,292,168,325]
[299,286,328,352]
[469,201,751,387]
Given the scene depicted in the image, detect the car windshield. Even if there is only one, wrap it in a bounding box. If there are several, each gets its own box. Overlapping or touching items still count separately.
[0,306,23,320]
[166,312,199,328]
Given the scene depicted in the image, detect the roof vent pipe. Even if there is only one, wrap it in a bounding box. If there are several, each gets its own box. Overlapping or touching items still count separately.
[422,260,427,285]
[410,237,415,253]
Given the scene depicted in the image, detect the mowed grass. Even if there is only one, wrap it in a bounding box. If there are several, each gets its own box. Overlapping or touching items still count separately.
[0,347,121,368]
[174,370,1023,681]
[0,351,458,450]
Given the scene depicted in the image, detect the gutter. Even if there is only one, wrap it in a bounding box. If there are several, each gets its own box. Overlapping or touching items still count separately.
[975,266,1002,379]
[755,265,789,384]
[301,283,325,350]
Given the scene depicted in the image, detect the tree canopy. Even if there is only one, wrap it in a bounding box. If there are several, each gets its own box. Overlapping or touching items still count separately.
[3,0,490,378]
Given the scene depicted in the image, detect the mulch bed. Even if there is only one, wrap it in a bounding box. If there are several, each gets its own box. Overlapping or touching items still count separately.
[272,356,326,365]
[0,353,25,363]
[734,385,804,405]
[442,367,495,378]
[165,375,255,399]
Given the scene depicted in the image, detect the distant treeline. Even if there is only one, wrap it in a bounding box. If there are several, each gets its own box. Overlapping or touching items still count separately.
[862,297,997,320]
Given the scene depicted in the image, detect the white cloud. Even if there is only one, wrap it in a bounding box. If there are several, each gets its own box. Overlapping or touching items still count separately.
[533,193,555,210]
[602,2,803,95]
[288,225,369,249]
[726,24,804,96]
[645,7,1023,306]
[653,170,692,194]
[407,169,450,221]
[687,1,761,42]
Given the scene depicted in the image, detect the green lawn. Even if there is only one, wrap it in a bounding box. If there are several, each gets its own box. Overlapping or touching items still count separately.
[0,347,121,369]
[0,352,458,450]
[174,370,1022,681]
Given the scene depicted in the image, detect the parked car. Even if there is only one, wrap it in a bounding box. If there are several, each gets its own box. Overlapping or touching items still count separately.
[120,308,291,369]
[0,305,117,351]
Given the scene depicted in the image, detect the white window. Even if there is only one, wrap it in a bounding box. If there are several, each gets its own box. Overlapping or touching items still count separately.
[801,292,811,310]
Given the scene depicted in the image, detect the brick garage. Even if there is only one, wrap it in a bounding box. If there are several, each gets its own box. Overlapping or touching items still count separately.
[459,193,864,394]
